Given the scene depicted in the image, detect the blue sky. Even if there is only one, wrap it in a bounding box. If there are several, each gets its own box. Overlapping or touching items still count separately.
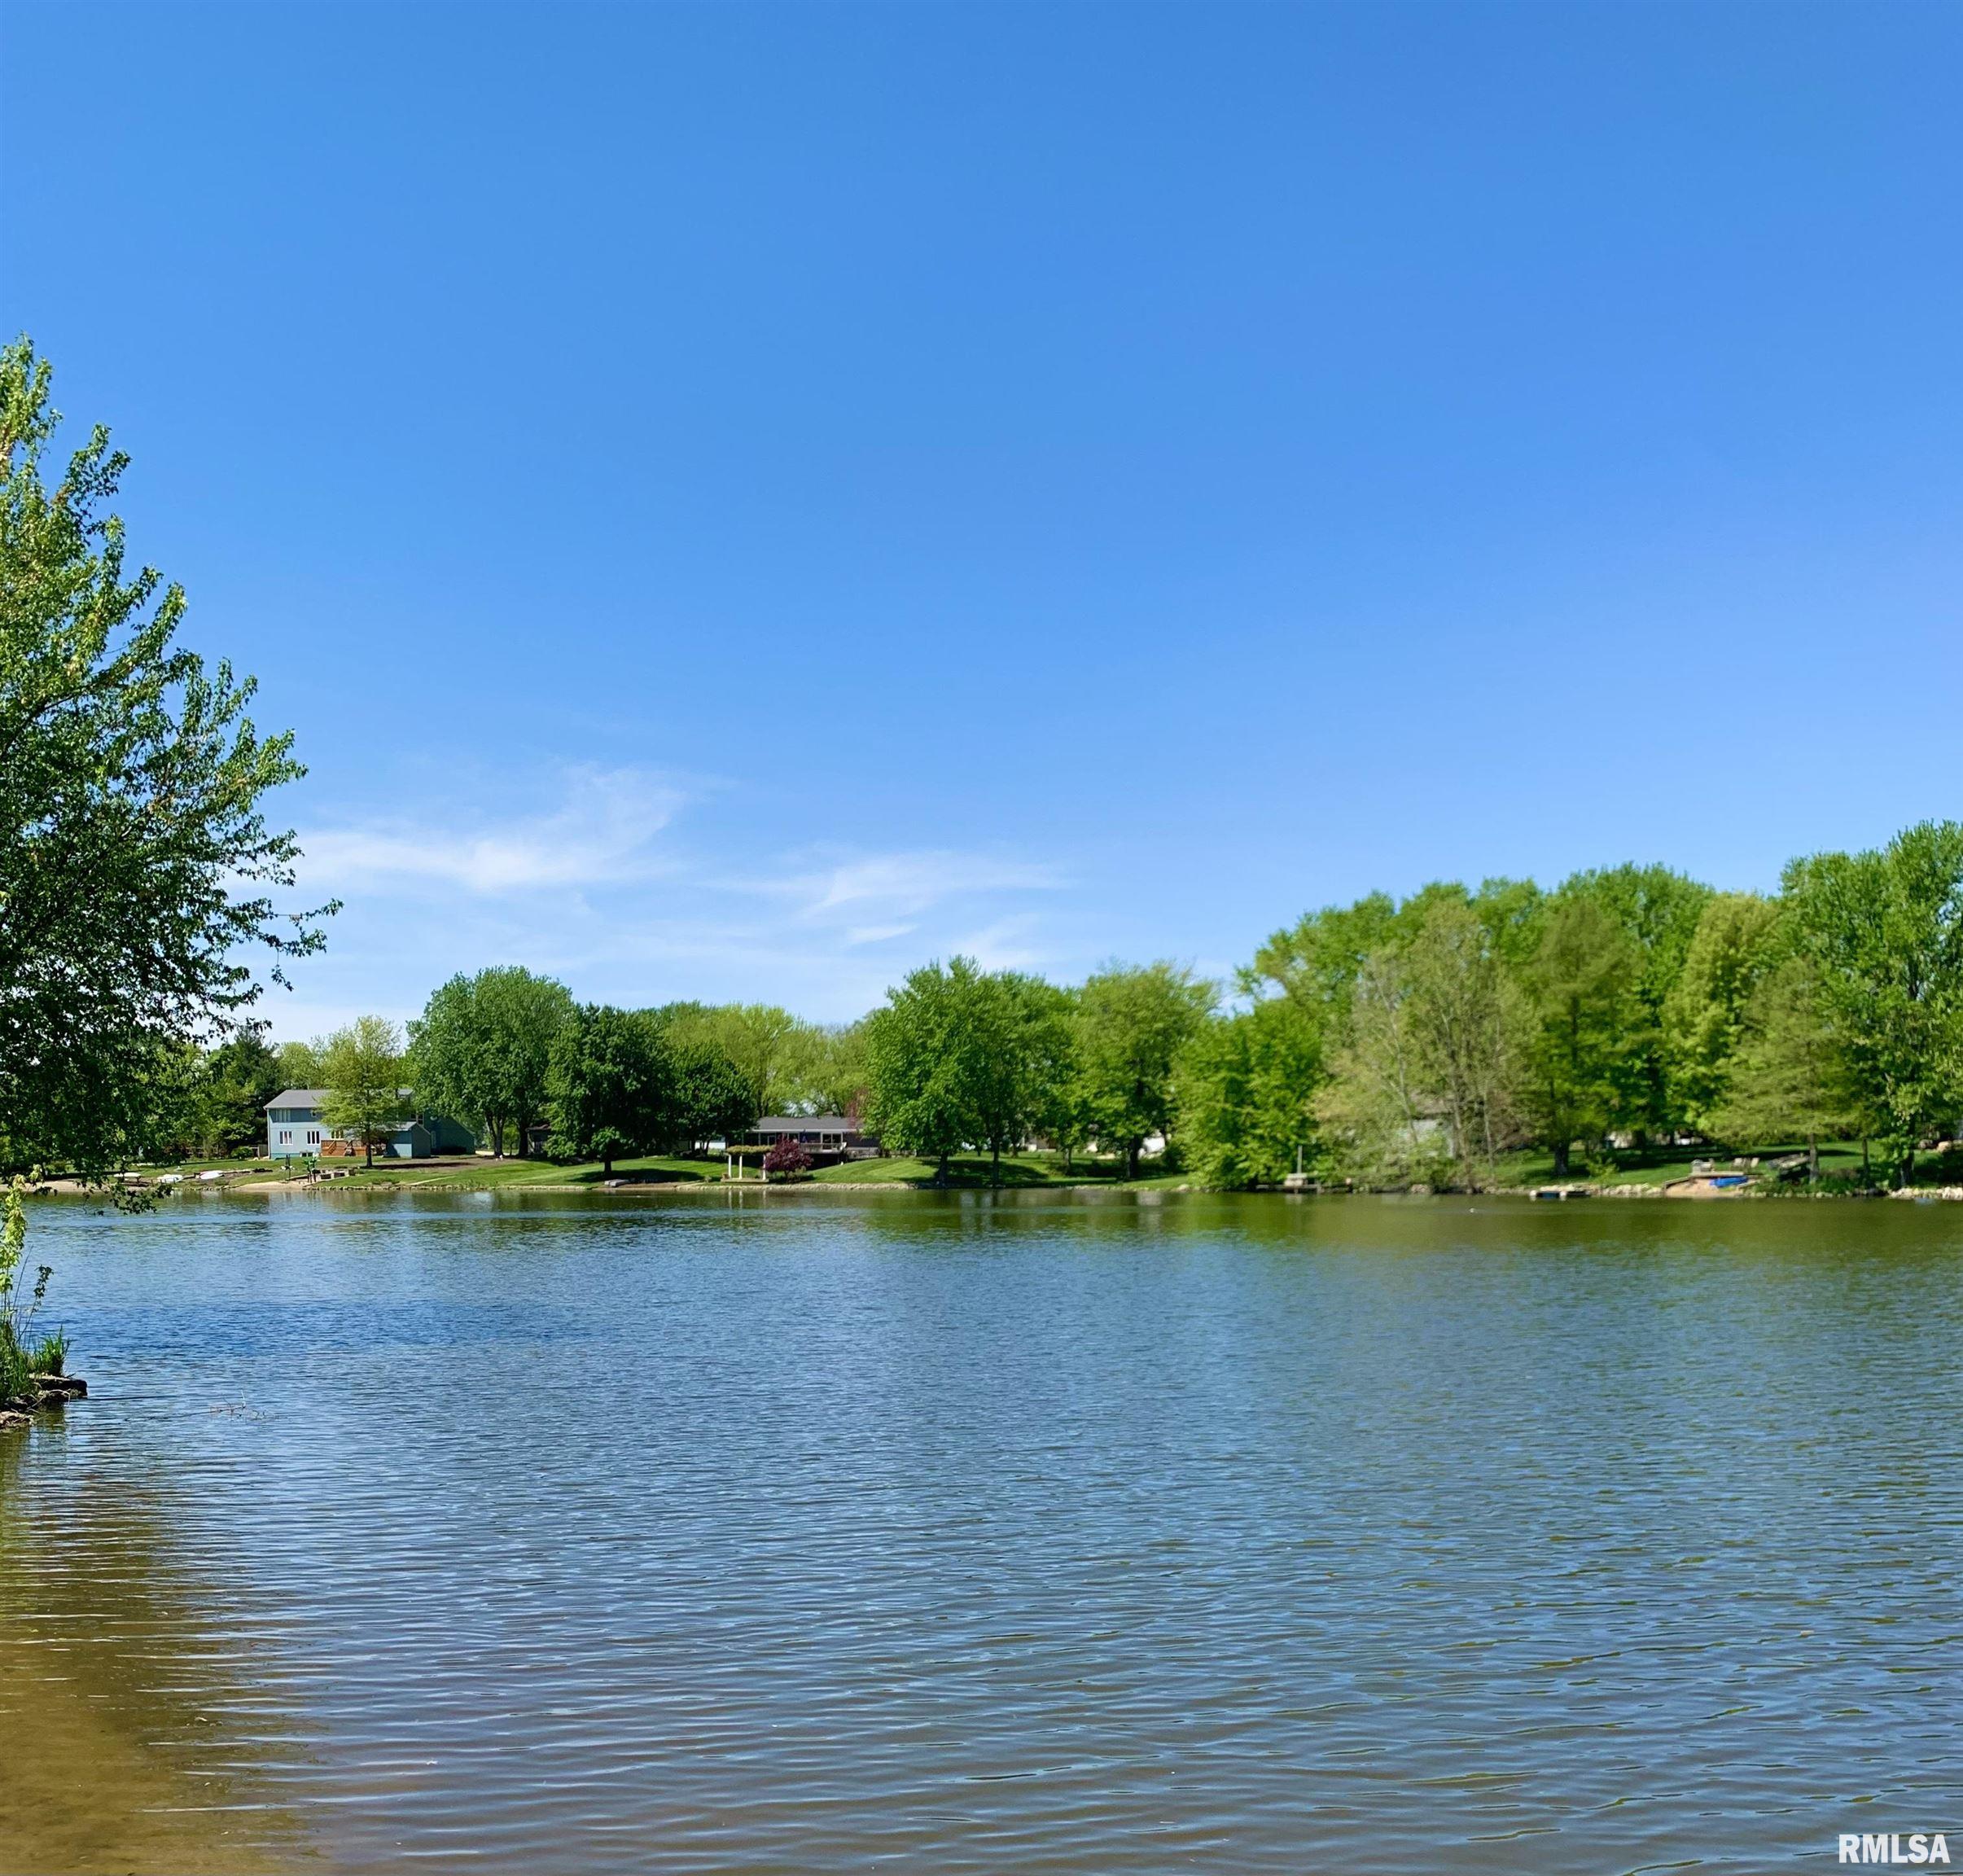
[5,3,1959,1036]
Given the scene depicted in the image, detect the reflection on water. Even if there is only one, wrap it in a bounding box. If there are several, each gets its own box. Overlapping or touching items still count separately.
[0,1423,314,1872]
[2,1191,1960,1873]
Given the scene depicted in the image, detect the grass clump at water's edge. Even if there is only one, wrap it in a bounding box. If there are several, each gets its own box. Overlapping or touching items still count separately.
[2,1179,68,1401]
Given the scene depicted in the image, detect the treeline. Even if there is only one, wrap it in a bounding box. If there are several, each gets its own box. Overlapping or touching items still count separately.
[50,820,1963,1193]
[133,980,868,1174]
[1202,820,1963,1190]
[864,821,1963,1190]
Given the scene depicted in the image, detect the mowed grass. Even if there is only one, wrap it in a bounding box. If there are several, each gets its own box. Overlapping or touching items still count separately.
[1494,1140,1878,1189]
[119,1151,1192,1193]
[808,1151,1191,1189]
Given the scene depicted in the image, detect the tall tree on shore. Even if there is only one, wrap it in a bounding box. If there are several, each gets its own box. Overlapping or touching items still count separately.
[0,340,328,1176]
[199,1030,284,1155]
[321,1017,408,1168]
[1519,893,1636,1177]
[546,1004,664,1176]
[1782,821,1963,1186]
[862,958,991,1183]
[411,967,574,1156]
[1663,892,1784,1133]
[1562,864,1712,1139]
[1178,994,1323,1189]
[1075,962,1216,1178]
[1710,953,1858,1179]
[970,971,1077,1184]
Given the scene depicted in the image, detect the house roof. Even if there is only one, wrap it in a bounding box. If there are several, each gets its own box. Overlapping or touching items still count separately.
[264,1088,417,1111]
[751,1114,859,1133]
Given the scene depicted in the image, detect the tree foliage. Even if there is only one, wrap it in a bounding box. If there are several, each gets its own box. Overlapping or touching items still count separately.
[863,958,993,1181]
[0,339,327,1174]
[410,967,574,1156]
[320,1017,407,1168]
[1782,821,1963,1184]
[1074,962,1216,1177]
[546,1004,666,1175]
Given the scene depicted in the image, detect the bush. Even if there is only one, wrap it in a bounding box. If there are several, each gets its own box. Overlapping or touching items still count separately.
[762,1137,813,1177]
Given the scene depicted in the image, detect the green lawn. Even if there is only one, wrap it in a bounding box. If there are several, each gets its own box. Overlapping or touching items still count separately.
[807,1151,1191,1190]
[1493,1140,1882,1190]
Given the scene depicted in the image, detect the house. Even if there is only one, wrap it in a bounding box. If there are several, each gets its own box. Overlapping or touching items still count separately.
[264,1090,476,1160]
[744,1115,878,1159]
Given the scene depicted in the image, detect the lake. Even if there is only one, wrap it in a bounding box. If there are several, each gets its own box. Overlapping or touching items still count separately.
[3,1190,1959,1873]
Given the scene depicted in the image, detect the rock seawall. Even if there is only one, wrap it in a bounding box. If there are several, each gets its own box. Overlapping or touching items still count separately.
[0,1372,86,1430]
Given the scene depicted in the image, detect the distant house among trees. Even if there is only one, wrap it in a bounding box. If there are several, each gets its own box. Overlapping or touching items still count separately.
[743,1115,877,1159]
[264,1090,476,1160]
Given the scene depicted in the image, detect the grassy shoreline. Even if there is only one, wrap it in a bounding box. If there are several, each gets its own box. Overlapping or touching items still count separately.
[24,1137,1963,1199]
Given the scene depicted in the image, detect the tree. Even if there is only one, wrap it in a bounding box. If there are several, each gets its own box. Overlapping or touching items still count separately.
[761,1136,812,1179]
[1396,896,1526,1187]
[1663,892,1783,1133]
[1075,962,1216,1177]
[1783,821,1963,1186]
[1710,953,1858,1179]
[546,1004,664,1175]
[1312,949,1450,1190]
[656,1028,759,1153]
[320,1017,408,1168]
[1561,864,1712,1139]
[1177,996,1322,1189]
[1519,893,1637,1177]
[200,1029,283,1155]
[1306,898,1524,1191]
[655,1003,833,1115]
[971,972,1076,1183]
[862,958,993,1182]
[0,340,328,1176]
[410,967,573,1156]
[274,1039,323,1089]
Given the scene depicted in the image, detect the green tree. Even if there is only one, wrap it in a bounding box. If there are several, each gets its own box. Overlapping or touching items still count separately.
[410,966,573,1156]
[274,1039,323,1089]
[0,340,327,1176]
[1519,892,1637,1177]
[970,971,1076,1184]
[1709,953,1858,1179]
[546,1004,665,1175]
[1663,892,1783,1132]
[862,958,992,1182]
[1398,896,1526,1187]
[320,1017,408,1168]
[653,1026,759,1153]
[199,1030,283,1155]
[1561,864,1713,1138]
[655,1003,833,1115]
[1783,821,1963,1186]
[1176,996,1322,1189]
[1307,898,1524,1191]
[1312,948,1452,1190]
[1075,962,1216,1177]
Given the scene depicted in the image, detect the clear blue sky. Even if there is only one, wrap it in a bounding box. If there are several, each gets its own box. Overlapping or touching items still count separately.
[5,3,1959,1034]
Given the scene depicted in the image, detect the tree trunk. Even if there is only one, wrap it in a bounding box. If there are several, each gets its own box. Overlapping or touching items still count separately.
[936,1151,949,1187]
[1125,1140,1141,1181]
[1551,1137,1570,1178]
[991,1144,1001,1186]
[604,1146,615,1177]
[1807,1133,1819,1183]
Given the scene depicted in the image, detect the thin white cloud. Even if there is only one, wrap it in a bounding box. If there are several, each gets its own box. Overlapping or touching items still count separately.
[742,848,1063,926]
[299,766,686,895]
[268,774,1076,1029]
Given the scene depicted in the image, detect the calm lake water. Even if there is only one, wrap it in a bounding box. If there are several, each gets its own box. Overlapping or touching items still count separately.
[3,1190,1959,1874]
